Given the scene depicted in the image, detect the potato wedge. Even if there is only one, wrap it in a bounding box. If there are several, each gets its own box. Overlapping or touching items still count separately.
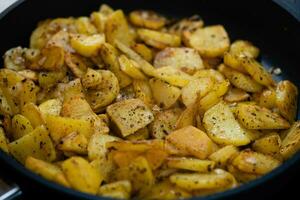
[39,99,62,117]
[132,80,154,106]
[224,87,250,102]
[218,64,263,93]
[280,122,300,159]
[81,68,102,89]
[107,99,154,137]
[57,132,88,155]
[149,78,181,109]
[62,156,102,194]
[150,108,182,139]
[166,126,215,159]
[129,10,167,30]
[276,80,298,122]
[65,53,88,78]
[39,46,65,71]
[169,169,235,191]
[259,89,276,109]
[236,104,290,129]
[252,133,281,156]
[203,101,251,146]
[21,103,45,128]
[25,156,70,187]
[126,127,149,141]
[227,165,260,183]
[118,55,147,80]
[230,40,260,58]
[175,104,197,129]
[181,77,214,107]
[185,25,230,57]
[154,47,204,74]
[193,69,225,83]
[167,157,215,172]
[98,180,132,199]
[70,34,105,57]
[9,126,56,163]
[130,43,153,62]
[45,115,93,144]
[208,145,239,168]
[19,79,38,108]
[232,149,281,174]
[75,17,97,35]
[223,52,247,73]
[11,114,34,140]
[105,10,134,46]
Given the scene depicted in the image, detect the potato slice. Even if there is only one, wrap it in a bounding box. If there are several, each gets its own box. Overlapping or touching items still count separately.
[19,79,38,107]
[105,10,134,46]
[38,69,67,89]
[232,149,281,174]
[62,156,102,194]
[75,17,97,35]
[230,40,260,58]
[65,53,88,78]
[115,40,157,77]
[131,43,153,62]
[9,126,56,163]
[185,25,230,57]
[150,108,182,139]
[132,80,154,106]
[39,46,65,71]
[70,34,105,57]
[166,126,215,159]
[100,42,132,88]
[126,127,150,141]
[167,157,215,172]
[0,128,9,153]
[11,114,34,140]
[223,52,247,73]
[129,10,167,30]
[240,57,275,87]
[57,132,88,155]
[149,78,181,109]
[175,104,197,129]
[276,80,298,122]
[98,180,132,199]
[169,15,204,37]
[38,99,62,117]
[107,139,164,153]
[193,69,225,83]
[154,47,204,74]
[88,133,120,161]
[227,165,260,183]
[45,115,93,144]
[208,145,239,168]
[114,156,154,192]
[154,66,193,87]
[118,55,147,80]
[235,104,290,129]
[85,70,120,112]
[182,77,214,107]
[203,101,251,146]
[81,68,102,89]
[259,89,277,109]
[218,64,262,93]
[21,103,45,128]
[224,87,250,102]
[137,29,181,49]
[25,156,70,187]
[280,122,300,159]
[252,133,281,156]
[170,169,235,191]
[107,99,154,137]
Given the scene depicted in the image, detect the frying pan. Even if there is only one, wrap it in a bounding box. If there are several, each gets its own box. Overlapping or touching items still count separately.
[0,0,300,199]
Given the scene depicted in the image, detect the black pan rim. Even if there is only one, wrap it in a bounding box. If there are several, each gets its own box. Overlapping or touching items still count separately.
[0,0,299,199]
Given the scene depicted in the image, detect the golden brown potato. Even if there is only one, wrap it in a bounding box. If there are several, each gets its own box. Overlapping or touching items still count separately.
[70,34,105,57]
[181,77,214,107]
[224,87,250,102]
[230,40,259,58]
[280,122,300,159]
[252,133,281,156]
[125,127,150,141]
[169,169,235,191]
[169,15,204,37]
[236,104,290,129]
[166,126,215,159]
[132,80,154,106]
[65,53,88,78]
[227,165,260,183]
[154,66,193,87]
[25,156,70,187]
[62,156,102,194]
[130,43,153,62]
[175,104,197,129]
[154,47,204,74]
[149,78,181,109]
[0,128,9,153]
[107,99,154,137]
[184,25,230,58]
[21,103,45,128]
[9,126,56,163]
[75,17,97,35]
[203,101,251,146]
[81,68,102,89]
[223,52,247,73]
[259,89,277,109]
[167,157,216,172]
[11,114,33,140]
[98,180,132,199]
[118,55,147,80]
[232,149,281,174]
[276,80,298,122]
[218,64,263,93]
[105,10,134,46]
[129,10,167,30]
[150,108,182,139]
[193,69,225,83]
[57,132,88,155]
[208,145,239,168]
[137,29,181,49]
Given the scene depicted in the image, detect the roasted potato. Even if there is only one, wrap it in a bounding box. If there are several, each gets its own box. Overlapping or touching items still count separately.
[280,122,300,159]
[167,157,216,172]
[130,43,153,62]
[98,180,132,199]
[252,133,281,156]
[209,145,239,168]
[129,10,167,30]
[11,114,34,140]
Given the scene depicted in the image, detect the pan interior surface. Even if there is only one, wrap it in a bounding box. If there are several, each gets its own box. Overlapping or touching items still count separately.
[0,0,299,199]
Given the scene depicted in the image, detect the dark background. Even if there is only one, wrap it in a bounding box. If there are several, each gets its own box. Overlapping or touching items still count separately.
[0,0,300,200]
